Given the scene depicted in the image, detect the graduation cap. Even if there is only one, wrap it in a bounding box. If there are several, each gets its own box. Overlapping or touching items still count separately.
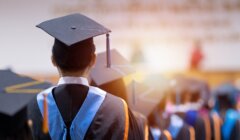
[0,69,52,134]
[0,69,52,94]
[36,13,112,67]
[127,80,163,117]
[90,49,135,101]
[213,83,239,107]
[0,93,35,135]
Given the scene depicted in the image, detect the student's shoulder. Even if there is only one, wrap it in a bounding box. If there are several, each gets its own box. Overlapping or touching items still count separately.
[85,93,127,139]
[102,93,126,110]
[89,86,124,105]
[93,92,128,121]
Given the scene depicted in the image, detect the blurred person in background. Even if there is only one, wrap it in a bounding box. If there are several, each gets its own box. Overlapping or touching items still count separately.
[189,40,204,71]
[183,88,209,140]
[148,80,194,140]
[212,83,240,140]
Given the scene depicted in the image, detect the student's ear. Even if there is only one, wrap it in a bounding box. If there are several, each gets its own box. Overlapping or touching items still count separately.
[51,55,57,67]
[90,53,96,68]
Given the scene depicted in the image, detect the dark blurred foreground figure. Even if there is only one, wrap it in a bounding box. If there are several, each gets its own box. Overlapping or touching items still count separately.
[0,93,35,140]
[90,49,134,103]
[28,13,147,140]
[213,83,240,140]
[90,49,152,139]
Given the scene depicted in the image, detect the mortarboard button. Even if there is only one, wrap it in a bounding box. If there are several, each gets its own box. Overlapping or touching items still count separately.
[71,26,76,30]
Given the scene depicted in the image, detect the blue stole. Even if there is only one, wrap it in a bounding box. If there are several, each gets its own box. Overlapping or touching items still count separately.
[222,109,240,140]
[37,86,106,140]
[168,114,184,139]
[185,110,198,126]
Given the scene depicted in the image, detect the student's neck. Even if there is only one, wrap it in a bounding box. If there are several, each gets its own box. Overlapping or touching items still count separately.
[60,71,88,78]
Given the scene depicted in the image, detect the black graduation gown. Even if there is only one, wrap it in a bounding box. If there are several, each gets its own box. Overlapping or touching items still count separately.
[209,112,221,140]
[230,119,240,140]
[192,116,206,140]
[148,109,191,140]
[185,113,206,140]
[28,84,146,140]
[132,111,153,140]
[159,114,191,140]
[159,124,190,140]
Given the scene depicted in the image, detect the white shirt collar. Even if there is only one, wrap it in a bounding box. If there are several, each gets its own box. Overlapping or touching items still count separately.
[57,76,89,86]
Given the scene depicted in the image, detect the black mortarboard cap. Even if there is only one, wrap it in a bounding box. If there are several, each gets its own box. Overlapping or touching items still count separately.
[37,13,113,67]
[0,69,52,94]
[0,93,35,135]
[90,49,135,101]
[213,83,239,104]
[127,81,163,117]
[91,49,135,85]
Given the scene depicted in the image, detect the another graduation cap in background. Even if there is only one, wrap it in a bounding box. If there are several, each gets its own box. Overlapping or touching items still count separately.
[90,49,135,101]
[213,82,239,111]
[127,81,160,117]
[0,69,52,94]
[0,69,52,135]
[0,93,35,136]
[127,74,167,117]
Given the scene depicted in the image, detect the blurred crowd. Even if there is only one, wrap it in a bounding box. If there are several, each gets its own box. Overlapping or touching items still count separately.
[148,76,240,140]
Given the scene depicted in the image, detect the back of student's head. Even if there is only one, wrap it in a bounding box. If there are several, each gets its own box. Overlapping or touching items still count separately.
[217,93,235,110]
[189,89,201,103]
[52,38,95,72]
[167,89,177,104]
[180,89,190,104]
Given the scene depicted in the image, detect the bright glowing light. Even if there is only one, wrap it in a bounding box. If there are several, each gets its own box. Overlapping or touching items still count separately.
[131,41,191,74]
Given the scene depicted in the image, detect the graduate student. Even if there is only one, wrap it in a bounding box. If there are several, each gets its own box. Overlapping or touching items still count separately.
[183,88,208,140]
[28,13,146,140]
[149,81,194,140]
[213,83,240,140]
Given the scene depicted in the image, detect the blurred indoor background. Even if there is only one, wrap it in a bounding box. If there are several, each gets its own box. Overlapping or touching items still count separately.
[1,0,240,88]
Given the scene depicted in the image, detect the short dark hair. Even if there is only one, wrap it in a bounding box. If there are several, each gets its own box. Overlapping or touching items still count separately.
[189,90,201,103]
[52,38,95,72]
